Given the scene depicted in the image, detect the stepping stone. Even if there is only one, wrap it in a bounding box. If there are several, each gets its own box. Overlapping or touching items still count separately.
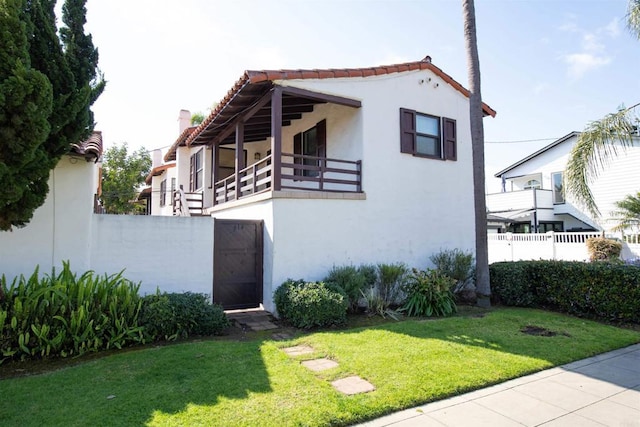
[282,345,314,356]
[245,321,279,331]
[331,376,375,395]
[302,358,339,372]
[272,332,294,341]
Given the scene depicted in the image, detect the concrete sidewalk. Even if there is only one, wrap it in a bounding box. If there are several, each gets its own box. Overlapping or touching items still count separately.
[358,343,640,427]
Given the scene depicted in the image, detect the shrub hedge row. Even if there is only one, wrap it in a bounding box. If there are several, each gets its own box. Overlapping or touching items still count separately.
[490,260,640,323]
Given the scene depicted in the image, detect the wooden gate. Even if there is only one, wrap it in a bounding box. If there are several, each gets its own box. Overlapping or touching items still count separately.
[213,219,263,310]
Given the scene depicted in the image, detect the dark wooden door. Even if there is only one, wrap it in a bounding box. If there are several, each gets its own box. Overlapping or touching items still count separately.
[213,219,263,310]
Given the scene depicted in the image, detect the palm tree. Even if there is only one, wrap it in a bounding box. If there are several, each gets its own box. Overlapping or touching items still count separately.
[566,0,640,217]
[462,0,490,306]
[611,192,640,232]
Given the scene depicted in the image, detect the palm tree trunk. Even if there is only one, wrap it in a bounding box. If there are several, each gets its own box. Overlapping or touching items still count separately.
[462,0,491,306]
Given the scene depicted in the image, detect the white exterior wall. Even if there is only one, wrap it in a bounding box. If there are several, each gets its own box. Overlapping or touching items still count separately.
[0,156,97,278]
[90,215,213,296]
[150,167,177,216]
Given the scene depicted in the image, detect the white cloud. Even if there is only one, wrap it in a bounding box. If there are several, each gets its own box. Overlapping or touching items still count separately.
[603,18,621,38]
[559,15,620,79]
[533,83,550,95]
[564,53,611,78]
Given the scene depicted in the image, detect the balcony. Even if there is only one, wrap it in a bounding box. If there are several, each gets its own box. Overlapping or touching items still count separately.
[486,189,553,214]
[214,152,362,206]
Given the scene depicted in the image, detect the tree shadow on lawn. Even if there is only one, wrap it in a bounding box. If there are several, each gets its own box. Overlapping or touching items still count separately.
[0,336,275,426]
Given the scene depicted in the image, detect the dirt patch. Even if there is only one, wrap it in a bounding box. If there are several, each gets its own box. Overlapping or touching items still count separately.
[521,325,570,337]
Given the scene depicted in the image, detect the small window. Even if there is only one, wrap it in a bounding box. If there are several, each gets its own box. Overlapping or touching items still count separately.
[539,221,564,232]
[160,179,167,207]
[190,149,203,191]
[552,172,565,204]
[524,179,541,190]
[399,108,456,160]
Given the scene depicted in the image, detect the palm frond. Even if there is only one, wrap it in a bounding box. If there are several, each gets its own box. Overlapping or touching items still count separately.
[566,108,637,217]
[628,0,640,39]
[611,191,640,231]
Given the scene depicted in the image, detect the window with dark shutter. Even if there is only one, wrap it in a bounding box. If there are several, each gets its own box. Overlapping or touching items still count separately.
[399,108,457,161]
[189,149,204,191]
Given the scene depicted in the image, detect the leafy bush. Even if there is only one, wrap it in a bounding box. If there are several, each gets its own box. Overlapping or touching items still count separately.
[139,292,229,341]
[430,249,475,293]
[274,279,348,329]
[0,262,143,363]
[586,237,622,261]
[324,266,368,312]
[400,269,456,317]
[490,261,640,323]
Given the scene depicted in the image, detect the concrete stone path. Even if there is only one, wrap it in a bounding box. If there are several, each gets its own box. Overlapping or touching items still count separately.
[225,309,279,331]
[357,343,640,427]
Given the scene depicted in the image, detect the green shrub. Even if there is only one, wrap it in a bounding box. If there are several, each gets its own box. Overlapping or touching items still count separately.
[274,279,347,329]
[0,262,143,363]
[430,249,475,293]
[139,292,229,341]
[324,266,368,312]
[586,237,622,261]
[400,269,456,317]
[490,260,640,323]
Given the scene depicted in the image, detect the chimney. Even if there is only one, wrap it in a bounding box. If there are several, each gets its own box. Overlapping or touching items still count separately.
[178,109,191,133]
[151,149,163,169]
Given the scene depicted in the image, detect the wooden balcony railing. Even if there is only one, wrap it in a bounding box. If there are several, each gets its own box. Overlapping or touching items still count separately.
[214,152,361,206]
[173,187,204,216]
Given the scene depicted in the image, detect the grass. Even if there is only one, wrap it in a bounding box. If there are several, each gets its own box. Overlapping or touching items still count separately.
[1,307,639,426]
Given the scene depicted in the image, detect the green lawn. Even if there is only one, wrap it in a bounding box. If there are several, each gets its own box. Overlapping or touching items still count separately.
[1,308,639,426]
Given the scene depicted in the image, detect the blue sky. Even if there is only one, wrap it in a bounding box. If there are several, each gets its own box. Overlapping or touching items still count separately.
[82,0,640,191]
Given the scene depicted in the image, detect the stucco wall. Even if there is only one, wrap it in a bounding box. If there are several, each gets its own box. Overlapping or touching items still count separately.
[0,156,96,279]
[90,215,213,296]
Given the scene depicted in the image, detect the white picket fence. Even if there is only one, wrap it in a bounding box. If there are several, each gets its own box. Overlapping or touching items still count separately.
[488,231,640,263]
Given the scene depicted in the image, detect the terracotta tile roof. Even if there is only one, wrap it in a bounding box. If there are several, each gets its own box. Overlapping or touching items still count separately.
[163,126,197,162]
[145,162,176,185]
[186,56,496,147]
[70,131,102,162]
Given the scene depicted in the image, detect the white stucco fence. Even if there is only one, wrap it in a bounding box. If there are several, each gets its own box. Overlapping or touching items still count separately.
[0,214,213,297]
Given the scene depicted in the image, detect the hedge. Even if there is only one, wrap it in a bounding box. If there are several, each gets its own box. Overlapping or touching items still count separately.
[490,260,640,323]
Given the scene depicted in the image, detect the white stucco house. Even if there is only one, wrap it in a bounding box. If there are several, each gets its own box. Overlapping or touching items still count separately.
[144,56,496,311]
[486,131,640,233]
[0,132,103,274]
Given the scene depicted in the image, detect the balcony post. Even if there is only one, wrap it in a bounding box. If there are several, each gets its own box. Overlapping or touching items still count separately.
[235,122,245,200]
[271,86,282,191]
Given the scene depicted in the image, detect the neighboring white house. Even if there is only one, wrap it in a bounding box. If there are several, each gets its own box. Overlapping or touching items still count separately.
[486,131,640,234]
[0,132,103,274]
[149,56,496,311]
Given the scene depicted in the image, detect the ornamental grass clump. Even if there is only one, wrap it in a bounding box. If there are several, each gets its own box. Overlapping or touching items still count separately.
[400,269,457,317]
[0,262,144,364]
[586,237,622,261]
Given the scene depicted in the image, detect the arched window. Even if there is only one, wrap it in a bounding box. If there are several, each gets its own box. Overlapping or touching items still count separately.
[524,179,541,190]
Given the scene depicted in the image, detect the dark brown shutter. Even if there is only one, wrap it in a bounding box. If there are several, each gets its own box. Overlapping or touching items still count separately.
[399,108,416,154]
[316,120,326,158]
[293,132,302,176]
[189,154,195,191]
[442,117,457,161]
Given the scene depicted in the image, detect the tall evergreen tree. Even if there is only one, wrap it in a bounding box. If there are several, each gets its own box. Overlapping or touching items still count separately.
[0,0,53,230]
[0,0,104,230]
